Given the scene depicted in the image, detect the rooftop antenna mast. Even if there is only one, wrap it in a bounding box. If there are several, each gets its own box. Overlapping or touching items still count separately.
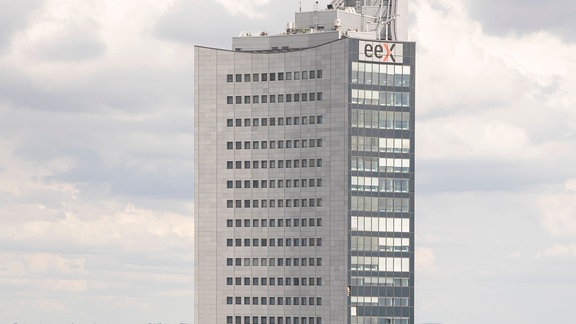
[375,0,399,40]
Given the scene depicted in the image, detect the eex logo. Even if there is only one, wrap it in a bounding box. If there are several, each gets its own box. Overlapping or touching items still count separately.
[359,41,403,64]
[364,43,395,62]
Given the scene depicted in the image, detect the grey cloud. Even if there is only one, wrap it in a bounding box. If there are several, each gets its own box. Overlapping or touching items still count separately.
[467,0,576,41]
[34,22,106,61]
[0,0,43,54]
[154,0,296,47]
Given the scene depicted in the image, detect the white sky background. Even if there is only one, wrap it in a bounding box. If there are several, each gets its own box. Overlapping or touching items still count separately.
[0,0,575,323]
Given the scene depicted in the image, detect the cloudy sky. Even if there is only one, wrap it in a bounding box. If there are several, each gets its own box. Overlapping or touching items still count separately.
[0,0,575,323]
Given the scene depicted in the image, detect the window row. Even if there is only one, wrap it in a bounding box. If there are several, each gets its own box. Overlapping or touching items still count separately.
[227,315,322,324]
[351,109,410,130]
[351,236,410,252]
[227,139,322,150]
[350,256,410,272]
[226,198,323,208]
[350,197,410,213]
[350,316,409,324]
[227,92,323,105]
[227,70,323,83]
[351,216,410,233]
[350,276,409,287]
[351,136,410,153]
[226,276,322,286]
[351,177,410,193]
[226,218,322,228]
[226,159,322,170]
[350,296,410,307]
[227,178,323,189]
[352,61,411,87]
[226,237,322,247]
[351,89,410,107]
[351,157,410,173]
[227,115,322,127]
[227,296,322,306]
[226,257,322,267]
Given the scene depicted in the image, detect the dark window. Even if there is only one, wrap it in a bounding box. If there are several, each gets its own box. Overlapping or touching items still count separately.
[227,96,233,104]
[235,74,242,82]
[227,74,233,82]
[261,73,268,81]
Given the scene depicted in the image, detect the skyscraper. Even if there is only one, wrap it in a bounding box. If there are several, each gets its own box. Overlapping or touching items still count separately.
[194,1,415,323]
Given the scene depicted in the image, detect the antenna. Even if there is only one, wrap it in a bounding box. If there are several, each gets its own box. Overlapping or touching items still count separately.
[299,1,302,12]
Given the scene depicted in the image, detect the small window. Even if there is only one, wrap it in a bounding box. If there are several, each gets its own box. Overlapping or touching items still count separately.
[226,161,233,169]
[244,141,250,149]
[286,94,292,102]
[253,73,259,82]
[261,73,268,81]
[317,92,322,100]
[278,94,284,102]
[286,72,292,80]
[227,74,233,82]
[270,118,276,126]
[244,118,251,126]
[302,71,308,79]
[244,73,251,82]
[310,70,316,79]
[294,93,300,102]
[317,70,322,78]
[309,92,316,101]
[244,95,251,104]
[270,73,276,81]
[278,118,284,125]
[261,118,268,126]
[294,117,300,125]
[286,117,293,125]
[261,95,268,103]
[227,119,233,127]
[235,118,242,126]
[253,118,259,126]
[317,115,323,123]
[294,71,300,80]
[235,161,241,169]
[302,93,308,101]
[261,141,267,149]
[227,181,233,188]
[278,72,284,80]
[235,96,242,104]
[270,95,276,103]
[227,142,233,149]
[253,95,259,103]
[227,96,233,104]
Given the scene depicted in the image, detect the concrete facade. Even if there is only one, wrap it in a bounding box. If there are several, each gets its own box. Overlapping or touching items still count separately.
[195,3,414,324]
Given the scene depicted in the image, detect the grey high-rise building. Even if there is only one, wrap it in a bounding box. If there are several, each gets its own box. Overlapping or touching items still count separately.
[194,1,415,323]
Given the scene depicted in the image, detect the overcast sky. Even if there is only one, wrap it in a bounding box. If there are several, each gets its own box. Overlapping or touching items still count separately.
[0,0,575,323]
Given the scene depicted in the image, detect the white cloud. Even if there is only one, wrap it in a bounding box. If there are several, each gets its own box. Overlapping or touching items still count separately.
[416,247,436,272]
[215,0,270,18]
[538,191,576,236]
[538,244,576,258]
